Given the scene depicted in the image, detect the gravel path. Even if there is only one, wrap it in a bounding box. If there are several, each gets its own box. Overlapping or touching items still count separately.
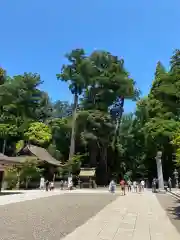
[156,193,180,234]
[0,193,117,240]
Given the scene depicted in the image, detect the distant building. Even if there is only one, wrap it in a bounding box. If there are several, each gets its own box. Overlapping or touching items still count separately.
[0,144,61,191]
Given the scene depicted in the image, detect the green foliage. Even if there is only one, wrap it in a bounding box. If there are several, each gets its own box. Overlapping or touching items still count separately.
[130,49,180,179]
[19,158,42,188]
[171,129,180,166]
[48,118,71,160]
[170,49,180,73]
[0,67,6,85]
[52,101,73,118]
[15,140,24,153]
[24,122,52,146]
[4,166,18,189]
[0,71,53,154]
[144,118,179,143]
[82,51,139,111]
[68,153,85,173]
[0,124,18,138]
[4,158,42,189]
[57,49,92,95]
[77,110,115,146]
[57,49,93,160]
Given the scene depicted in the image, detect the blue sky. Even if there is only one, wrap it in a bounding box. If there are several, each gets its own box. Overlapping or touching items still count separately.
[1,0,180,112]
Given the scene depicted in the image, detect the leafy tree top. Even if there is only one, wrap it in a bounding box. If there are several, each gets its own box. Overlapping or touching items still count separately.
[0,67,6,85]
[56,49,92,95]
[24,122,52,146]
[150,61,166,95]
[82,50,139,111]
[170,49,180,73]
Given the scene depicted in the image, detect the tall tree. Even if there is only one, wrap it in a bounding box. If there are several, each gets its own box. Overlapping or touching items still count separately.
[170,49,180,73]
[0,67,6,85]
[57,49,92,161]
[79,51,138,183]
[139,50,180,178]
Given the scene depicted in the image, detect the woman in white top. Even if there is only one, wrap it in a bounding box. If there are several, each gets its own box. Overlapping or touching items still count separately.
[39,177,45,189]
[140,180,145,191]
[133,181,137,192]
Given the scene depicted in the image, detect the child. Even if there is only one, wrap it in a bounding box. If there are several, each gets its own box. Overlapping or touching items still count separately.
[120,179,126,195]
[49,181,54,191]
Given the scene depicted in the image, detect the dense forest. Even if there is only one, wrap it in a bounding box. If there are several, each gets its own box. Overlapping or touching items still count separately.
[1,49,180,185]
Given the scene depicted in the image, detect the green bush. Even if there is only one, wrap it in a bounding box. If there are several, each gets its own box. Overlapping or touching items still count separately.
[4,166,18,189]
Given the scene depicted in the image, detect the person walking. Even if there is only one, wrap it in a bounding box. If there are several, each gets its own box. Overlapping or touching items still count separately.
[68,177,73,190]
[168,177,172,192]
[39,177,45,190]
[127,180,132,192]
[60,180,64,190]
[45,179,49,191]
[133,181,137,193]
[120,179,126,195]
[141,179,145,191]
[152,178,157,193]
[49,181,54,191]
[109,179,116,193]
[138,181,142,193]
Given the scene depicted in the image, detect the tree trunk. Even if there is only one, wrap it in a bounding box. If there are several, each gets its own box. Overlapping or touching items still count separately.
[112,97,124,146]
[2,139,6,154]
[98,146,108,185]
[0,171,4,192]
[25,177,29,189]
[68,93,78,161]
[89,142,97,167]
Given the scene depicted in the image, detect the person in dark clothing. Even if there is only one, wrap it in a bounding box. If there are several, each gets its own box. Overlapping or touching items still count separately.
[152,178,157,193]
[168,177,172,191]
[164,180,168,192]
[45,180,49,191]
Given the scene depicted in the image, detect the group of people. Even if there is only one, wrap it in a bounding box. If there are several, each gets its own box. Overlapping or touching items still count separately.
[39,177,73,191]
[152,177,173,193]
[39,178,55,191]
[109,179,145,194]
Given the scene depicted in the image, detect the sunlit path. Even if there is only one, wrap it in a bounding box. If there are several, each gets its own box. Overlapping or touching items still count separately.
[62,190,180,240]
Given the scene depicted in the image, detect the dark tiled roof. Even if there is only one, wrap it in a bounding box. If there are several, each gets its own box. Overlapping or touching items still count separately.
[25,145,61,166]
[0,145,61,166]
[8,156,35,163]
[0,153,10,161]
[0,154,30,163]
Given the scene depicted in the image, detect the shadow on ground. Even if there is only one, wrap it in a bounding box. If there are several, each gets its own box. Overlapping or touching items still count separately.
[0,192,22,196]
[156,193,180,234]
[167,198,180,220]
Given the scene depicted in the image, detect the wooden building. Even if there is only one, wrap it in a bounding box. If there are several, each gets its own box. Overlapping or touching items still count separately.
[0,144,61,191]
[79,168,96,188]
